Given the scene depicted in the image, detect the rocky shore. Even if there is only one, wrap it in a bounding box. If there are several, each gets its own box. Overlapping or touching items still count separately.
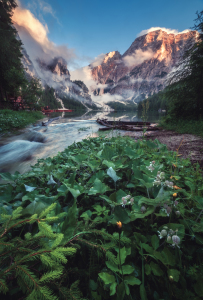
[124,129,203,169]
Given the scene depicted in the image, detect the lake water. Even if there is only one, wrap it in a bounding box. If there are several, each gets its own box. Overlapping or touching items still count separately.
[0,110,164,174]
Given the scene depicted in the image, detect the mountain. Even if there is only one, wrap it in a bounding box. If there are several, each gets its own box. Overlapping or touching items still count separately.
[90,30,197,101]
[21,48,95,108]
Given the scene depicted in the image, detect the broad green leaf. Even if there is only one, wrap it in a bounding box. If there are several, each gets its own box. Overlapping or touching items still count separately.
[116,189,127,203]
[122,264,134,275]
[150,262,163,276]
[106,261,119,272]
[151,235,159,250]
[195,196,203,209]
[99,272,115,284]
[70,154,88,164]
[88,178,110,195]
[22,200,48,216]
[161,247,176,266]
[167,269,180,282]
[57,185,68,194]
[101,146,115,160]
[110,282,117,296]
[145,264,151,275]
[67,186,81,199]
[24,184,36,192]
[117,247,127,265]
[185,180,195,191]
[146,140,158,149]
[0,172,19,182]
[80,210,92,220]
[124,282,130,295]
[126,183,135,188]
[102,160,115,168]
[89,279,97,291]
[47,175,56,185]
[114,206,130,224]
[132,167,143,180]
[107,167,121,183]
[124,275,141,285]
[141,243,154,254]
[87,160,100,172]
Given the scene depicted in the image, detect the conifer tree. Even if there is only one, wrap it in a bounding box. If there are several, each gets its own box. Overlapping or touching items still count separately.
[0,0,26,106]
[165,10,203,120]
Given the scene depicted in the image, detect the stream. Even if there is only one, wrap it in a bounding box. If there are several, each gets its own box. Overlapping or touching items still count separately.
[0,110,162,174]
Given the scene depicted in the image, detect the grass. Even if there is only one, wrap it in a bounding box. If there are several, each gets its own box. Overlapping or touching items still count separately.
[159,117,203,138]
[0,109,44,134]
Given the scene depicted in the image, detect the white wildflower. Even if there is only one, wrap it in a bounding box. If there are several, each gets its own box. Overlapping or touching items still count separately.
[158,229,167,239]
[172,235,180,248]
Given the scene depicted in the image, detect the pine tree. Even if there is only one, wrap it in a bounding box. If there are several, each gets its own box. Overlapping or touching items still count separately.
[165,10,203,120]
[0,0,26,106]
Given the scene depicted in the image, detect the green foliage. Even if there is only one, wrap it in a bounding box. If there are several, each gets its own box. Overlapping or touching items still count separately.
[159,117,203,138]
[0,136,203,299]
[58,94,86,110]
[0,109,43,133]
[162,10,203,120]
[39,85,62,109]
[137,90,168,112]
[0,0,26,104]
[107,101,137,111]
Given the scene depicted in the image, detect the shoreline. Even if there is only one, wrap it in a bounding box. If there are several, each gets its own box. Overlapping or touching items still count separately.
[124,129,203,169]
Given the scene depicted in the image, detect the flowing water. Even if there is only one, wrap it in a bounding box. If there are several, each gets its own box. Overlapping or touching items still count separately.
[0,110,163,174]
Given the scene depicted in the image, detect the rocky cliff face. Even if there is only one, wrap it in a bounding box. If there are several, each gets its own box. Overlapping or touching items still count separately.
[90,30,197,101]
[21,53,94,106]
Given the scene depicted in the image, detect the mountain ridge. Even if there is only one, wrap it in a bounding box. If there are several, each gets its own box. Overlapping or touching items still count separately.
[90,29,197,101]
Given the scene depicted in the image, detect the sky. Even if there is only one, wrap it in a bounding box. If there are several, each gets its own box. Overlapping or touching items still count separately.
[13,0,203,71]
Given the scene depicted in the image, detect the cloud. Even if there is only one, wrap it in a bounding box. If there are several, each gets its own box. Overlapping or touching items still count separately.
[123,49,154,67]
[91,93,123,105]
[26,0,61,26]
[12,1,76,64]
[138,27,191,37]
[90,54,106,67]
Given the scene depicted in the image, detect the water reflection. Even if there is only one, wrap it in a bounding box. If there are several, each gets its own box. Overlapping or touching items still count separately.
[0,110,162,174]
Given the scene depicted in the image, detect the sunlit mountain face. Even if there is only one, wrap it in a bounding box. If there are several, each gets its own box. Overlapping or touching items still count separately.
[89,30,197,102]
[14,3,197,108]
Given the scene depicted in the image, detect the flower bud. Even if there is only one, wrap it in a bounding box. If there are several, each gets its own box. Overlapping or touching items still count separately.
[141,206,146,213]
[167,206,172,214]
[173,193,177,198]
[160,229,167,237]
[172,235,180,245]
[122,197,126,201]
[122,198,127,205]
[167,236,171,242]
[116,221,122,229]
[130,198,134,204]
[163,203,168,209]
[175,211,180,216]
[174,200,178,206]
[169,275,173,281]
[152,161,155,164]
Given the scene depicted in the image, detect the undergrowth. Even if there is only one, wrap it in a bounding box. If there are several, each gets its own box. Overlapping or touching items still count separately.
[0,136,203,299]
[159,117,203,138]
[0,109,43,134]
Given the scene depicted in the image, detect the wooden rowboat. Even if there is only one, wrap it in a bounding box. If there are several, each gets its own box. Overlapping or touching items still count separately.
[96,118,161,132]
